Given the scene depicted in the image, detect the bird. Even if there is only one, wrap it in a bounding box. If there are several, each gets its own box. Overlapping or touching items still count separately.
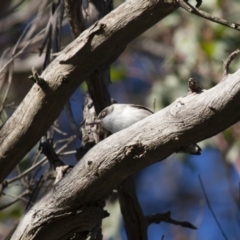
[96,104,201,155]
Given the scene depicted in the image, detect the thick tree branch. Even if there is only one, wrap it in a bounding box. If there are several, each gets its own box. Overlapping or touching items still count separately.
[11,65,240,239]
[0,0,178,183]
[13,205,106,240]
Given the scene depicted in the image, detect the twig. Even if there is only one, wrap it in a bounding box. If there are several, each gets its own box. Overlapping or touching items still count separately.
[3,102,16,108]
[198,175,228,240]
[0,191,30,209]
[31,148,42,166]
[0,62,13,115]
[23,0,49,41]
[177,0,240,32]
[0,21,33,72]
[29,67,46,87]
[223,49,240,77]
[0,27,45,73]
[54,135,76,145]
[0,0,25,19]
[7,157,47,185]
[52,124,68,135]
[25,176,43,211]
[59,150,76,156]
[7,136,75,185]
[147,211,197,230]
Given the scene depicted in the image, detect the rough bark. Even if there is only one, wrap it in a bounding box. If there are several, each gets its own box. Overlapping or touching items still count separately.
[0,0,178,183]
[65,2,146,238]
[65,0,113,114]
[11,68,240,239]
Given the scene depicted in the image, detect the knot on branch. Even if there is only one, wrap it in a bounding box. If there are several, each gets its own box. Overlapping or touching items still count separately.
[55,165,73,184]
[29,67,47,88]
[188,78,202,94]
[123,142,146,159]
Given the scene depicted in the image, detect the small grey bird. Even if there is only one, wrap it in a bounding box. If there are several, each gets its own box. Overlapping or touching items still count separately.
[97,104,152,133]
[96,104,201,155]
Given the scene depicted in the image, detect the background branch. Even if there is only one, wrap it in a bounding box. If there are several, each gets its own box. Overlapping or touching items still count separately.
[117,178,147,240]
[178,0,240,31]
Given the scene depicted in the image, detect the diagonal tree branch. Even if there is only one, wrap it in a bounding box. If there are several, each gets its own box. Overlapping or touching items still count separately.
[0,0,178,183]
[177,0,240,31]
[11,59,240,239]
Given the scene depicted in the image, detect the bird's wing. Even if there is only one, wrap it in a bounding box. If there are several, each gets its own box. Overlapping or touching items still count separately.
[129,104,154,114]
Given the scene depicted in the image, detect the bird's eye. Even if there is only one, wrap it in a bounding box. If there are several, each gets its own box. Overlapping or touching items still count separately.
[101,111,106,118]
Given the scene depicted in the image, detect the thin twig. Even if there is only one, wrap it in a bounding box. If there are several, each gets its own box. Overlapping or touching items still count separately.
[25,176,43,211]
[177,0,240,32]
[23,0,49,41]
[147,211,197,229]
[54,135,76,146]
[59,150,76,156]
[52,124,68,136]
[31,150,42,167]
[7,158,47,185]
[198,175,228,240]
[0,62,13,115]
[223,49,240,77]
[0,28,45,73]
[0,192,28,210]
[0,191,30,208]
[0,0,25,19]
[7,135,76,185]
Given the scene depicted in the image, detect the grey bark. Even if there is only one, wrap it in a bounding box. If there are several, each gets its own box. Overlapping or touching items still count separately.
[65,0,113,114]
[65,2,147,238]
[0,0,178,183]
[11,68,240,239]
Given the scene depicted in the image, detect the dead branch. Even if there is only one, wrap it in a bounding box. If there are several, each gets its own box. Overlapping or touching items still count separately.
[177,0,240,31]
[223,49,240,77]
[0,0,178,183]
[11,58,240,239]
[147,211,197,229]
